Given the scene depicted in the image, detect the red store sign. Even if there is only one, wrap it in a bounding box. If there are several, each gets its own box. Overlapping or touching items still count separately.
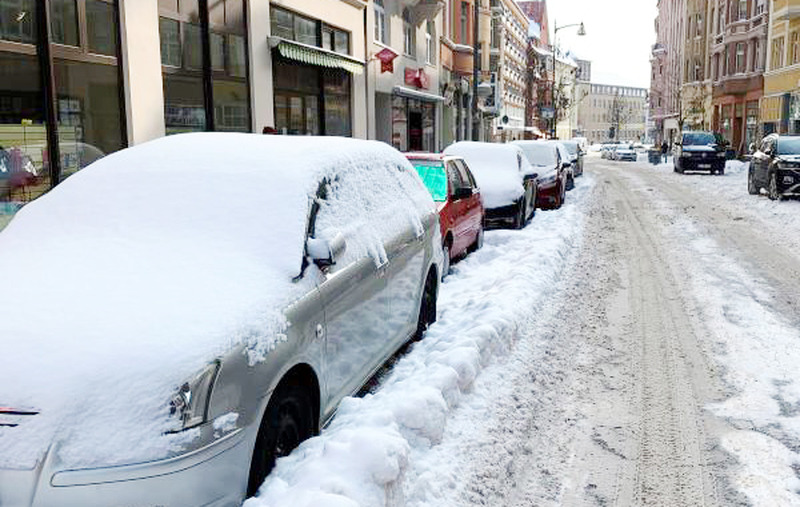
[404,68,430,90]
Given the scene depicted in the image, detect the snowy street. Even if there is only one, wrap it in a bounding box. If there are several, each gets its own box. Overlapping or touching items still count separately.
[249,155,800,506]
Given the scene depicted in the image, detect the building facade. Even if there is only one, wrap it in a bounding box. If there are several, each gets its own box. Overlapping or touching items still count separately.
[761,0,800,135]
[709,0,768,153]
[489,0,529,141]
[651,0,687,144]
[583,84,649,144]
[680,0,714,131]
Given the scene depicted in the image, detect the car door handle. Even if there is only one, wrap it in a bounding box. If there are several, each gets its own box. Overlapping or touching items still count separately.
[376,261,389,278]
[315,324,325,340]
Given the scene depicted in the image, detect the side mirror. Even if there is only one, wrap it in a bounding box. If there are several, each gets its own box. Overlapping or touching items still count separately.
[452,187,473,200]
[523,172,539,181]
[749,143,756,154]
[562,161,572,169]
[307,232,347,268]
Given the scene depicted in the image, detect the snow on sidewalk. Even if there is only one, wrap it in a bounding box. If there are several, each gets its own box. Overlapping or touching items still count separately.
[245,177,595,507]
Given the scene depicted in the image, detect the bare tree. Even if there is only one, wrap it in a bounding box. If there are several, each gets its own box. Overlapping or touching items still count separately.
[607,92,633,141]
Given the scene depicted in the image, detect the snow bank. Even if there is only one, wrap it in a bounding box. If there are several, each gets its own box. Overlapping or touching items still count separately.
[443,142,529,209]
[246,175,592,506]
[0,133,433,470]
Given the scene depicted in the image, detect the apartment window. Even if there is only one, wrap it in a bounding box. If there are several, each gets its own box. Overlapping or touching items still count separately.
[322,25,350,55]
[50,0,79,46]
[374,0,386,44]
[719,9,725,34]
[425,20,435,64]
[755,38,763,70]
[772,36,785,69]
[738,0,747,21]
[756,0,765,15]
[792,31,800,65]
[736,42,745,73]
[696,13,703,37]
[403,8,415,56]
[694,59,702,81]
[460,1,469,44]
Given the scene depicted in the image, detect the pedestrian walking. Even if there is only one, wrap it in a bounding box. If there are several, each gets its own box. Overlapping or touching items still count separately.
[661,140,668,163]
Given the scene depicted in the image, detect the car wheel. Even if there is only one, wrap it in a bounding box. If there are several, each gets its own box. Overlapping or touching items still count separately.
[768,172,781,201]
[747,168,759,195]
[468,226,484,253]
[414,270,438,341]
[248,383,315,497]
[566,175,575,191]
[441,243,451,280]
[718,166,725,176]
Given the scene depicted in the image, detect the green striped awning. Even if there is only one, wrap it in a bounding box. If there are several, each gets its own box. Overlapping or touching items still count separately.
[271,38,364,75]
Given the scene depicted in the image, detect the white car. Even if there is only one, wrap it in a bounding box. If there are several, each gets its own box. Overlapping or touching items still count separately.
[444,141,538,229]
[0,133,442,506]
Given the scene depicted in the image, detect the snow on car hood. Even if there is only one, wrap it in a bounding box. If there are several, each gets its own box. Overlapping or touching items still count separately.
[0,133,432,470]
[443,142,528,209]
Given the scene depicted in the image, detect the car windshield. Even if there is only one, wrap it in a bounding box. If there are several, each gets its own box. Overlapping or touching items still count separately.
[682,132,716,146]
[411,161,448,202]
[561,142,578,155]
[777,137,800,155]
[518,143,557,166]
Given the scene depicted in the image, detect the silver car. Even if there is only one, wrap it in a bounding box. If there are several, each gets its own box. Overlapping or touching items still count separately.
[0,133,441,506]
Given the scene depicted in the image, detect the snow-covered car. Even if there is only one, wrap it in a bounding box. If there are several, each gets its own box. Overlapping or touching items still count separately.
[614,144,638,162]
[749,134,800,200]
[444,141,537,230]
[0,133,442,506]
[406,153,484,278]
[513,140,568,209]
[561,140,584,177]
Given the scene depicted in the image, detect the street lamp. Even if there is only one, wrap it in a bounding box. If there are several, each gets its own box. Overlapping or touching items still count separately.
[550,21,586,139]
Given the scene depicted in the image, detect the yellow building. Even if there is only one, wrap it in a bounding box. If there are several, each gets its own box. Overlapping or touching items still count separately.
[762,0,800,134]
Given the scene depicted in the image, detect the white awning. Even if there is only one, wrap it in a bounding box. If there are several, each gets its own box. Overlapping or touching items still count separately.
[392,86,445,102]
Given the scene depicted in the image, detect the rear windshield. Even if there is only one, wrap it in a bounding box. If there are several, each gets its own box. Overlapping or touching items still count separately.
[777,137,800,155]
[411,162,447,202]
[519,144,557,166]
[682,132,717,146]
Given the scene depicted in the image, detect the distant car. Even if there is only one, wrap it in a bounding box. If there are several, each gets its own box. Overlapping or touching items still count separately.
[749,134,800,200]
[559,140,584,177]
[444,142,538,230]
[0,133,442,506]
[674,131,727,174]
[513,140,568,209]
[407,153,485,277]
[600,144,617,159]
[614,144,637,162]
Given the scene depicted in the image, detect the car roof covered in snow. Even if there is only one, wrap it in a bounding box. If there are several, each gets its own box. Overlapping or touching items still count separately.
[443,142,530,209]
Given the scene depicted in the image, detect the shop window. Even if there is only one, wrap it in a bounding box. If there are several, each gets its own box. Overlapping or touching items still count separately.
[50,0,79,46]
[0,0,37,43]
[162,0,251,134]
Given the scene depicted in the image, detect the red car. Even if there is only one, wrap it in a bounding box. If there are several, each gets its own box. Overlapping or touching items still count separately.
[406,153,484,277]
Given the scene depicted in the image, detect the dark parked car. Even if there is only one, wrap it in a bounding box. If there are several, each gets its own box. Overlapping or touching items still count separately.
[513,140,568,209]
[673,131,727,174]
[749,134,800,200]
[407,153,485,277]
[444,142,538,230]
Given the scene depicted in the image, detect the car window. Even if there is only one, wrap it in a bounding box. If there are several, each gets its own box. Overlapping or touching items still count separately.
[777,137,800,155]
[455,161,476,190]
[410,160,448,202]
[448,161,466,195]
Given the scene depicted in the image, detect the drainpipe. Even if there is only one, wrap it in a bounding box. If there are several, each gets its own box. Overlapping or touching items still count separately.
[472,0,480,141]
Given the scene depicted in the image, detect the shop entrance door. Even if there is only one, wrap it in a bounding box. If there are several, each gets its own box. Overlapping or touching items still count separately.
[409,111,423,151]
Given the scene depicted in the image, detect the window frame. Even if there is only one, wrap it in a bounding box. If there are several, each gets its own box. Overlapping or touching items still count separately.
[403,8,415,57]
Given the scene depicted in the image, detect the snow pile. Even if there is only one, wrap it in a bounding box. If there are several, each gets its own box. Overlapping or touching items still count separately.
[444,142,530,209]
[0,133,433,470]
[246,177,593,506]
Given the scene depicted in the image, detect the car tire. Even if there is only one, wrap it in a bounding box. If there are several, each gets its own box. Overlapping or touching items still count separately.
[566,175,575,191]
[414,270,437,341]
[768,172,781,201]
[441,243,451,280]
[248,383,315,497]
[747,168,759,195]
[468,226,484,253]
[555,182,565,209]
[718,166,725,176]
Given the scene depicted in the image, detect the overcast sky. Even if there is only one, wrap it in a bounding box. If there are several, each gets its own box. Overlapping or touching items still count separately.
[546,0,658,90]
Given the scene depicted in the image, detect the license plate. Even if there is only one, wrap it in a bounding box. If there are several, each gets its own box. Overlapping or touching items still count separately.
[698,163,711,168]
[785,176,795,184]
